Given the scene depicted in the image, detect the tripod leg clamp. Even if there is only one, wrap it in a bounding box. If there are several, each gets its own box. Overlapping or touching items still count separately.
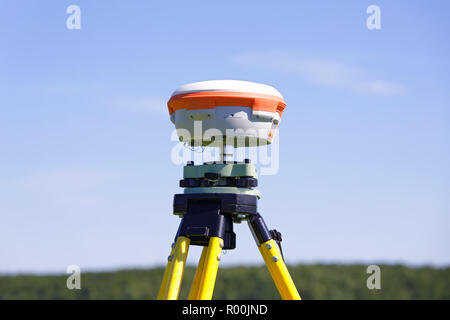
[248,213,285,261]
[247,213,274,245]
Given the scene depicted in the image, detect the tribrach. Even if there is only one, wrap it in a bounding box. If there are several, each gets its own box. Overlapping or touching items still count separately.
[158,80,301,300]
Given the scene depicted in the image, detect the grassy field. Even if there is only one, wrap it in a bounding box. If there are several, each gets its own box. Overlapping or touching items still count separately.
[1,264,449,300]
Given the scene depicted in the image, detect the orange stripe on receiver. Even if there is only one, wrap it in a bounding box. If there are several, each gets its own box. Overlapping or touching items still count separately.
[167,91,286,116]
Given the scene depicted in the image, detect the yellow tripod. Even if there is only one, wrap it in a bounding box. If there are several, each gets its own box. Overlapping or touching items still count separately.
[157,208,301,300]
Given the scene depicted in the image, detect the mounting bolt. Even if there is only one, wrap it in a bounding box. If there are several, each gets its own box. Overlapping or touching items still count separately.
[171,242,175,248]
[168,255,172,261]
[220,240,224,249]
[272,256,278,262]
[244,158,250,163]
[266,243,272,250]
[217,254,221,261]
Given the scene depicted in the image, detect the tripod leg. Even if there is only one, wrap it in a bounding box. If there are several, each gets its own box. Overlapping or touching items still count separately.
[157,241,176,300]
[259,239,301,300]
[187,246,208,300]
[196,237,223,300]
[248,213,301,300]
[161,236,191,300]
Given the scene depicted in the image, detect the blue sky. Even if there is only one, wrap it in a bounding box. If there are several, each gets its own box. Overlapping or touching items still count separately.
[0,1,449,273]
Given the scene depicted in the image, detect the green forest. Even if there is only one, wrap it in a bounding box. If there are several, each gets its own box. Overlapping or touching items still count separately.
[1,264,449,300]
